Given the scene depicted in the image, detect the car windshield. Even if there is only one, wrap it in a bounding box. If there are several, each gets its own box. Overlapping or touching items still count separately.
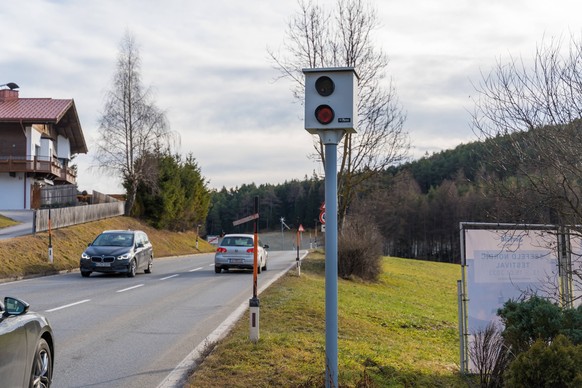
[93,233,134,247]
[221,236,254,247]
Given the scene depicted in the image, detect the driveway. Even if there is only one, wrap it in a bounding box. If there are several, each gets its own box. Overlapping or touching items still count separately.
[0,210,34,240]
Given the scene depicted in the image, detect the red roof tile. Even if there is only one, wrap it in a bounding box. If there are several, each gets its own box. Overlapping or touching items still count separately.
[0,98,73,122]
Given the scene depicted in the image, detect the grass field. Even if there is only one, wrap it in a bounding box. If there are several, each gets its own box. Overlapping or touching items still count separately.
[188,251,471,387]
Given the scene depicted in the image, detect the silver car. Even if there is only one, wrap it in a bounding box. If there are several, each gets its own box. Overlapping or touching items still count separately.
[214,234,268,274]
[0,296,54,387]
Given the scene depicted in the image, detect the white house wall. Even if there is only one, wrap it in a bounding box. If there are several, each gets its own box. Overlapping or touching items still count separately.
[26,125,42,160]
[57,135,71,160]
[40,138,53,162]
[0,173,29,209]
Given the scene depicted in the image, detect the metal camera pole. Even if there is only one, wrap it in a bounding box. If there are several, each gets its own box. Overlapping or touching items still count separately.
[320,129,344,386]
[303,67,357,388]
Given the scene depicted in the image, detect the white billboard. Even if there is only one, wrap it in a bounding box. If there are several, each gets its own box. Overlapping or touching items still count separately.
[464,228,560,332]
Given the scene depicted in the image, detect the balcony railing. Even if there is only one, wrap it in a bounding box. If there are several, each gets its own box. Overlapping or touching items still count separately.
[0,155,77,184]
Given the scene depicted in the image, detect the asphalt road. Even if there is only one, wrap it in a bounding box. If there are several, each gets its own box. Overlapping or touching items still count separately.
[0,250,305,388]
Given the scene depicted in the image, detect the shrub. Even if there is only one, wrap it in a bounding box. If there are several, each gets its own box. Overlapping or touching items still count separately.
[504,335,582,387]
[561,305,582,345]
[469,322,511,388]
[338,214,383,281]
[497,296,562,354]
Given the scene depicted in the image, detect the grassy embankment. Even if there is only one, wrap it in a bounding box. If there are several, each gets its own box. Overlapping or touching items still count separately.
[188,251,470,387]
[0,214,18,229]
[0,215,470,387]
[0,215,214,280]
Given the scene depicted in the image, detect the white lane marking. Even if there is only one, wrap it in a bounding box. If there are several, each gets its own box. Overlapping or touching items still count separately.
[46,299,91,312]
[116,284,144,293]
[208,263,214,267]
[160,274,179,280]
[189,267,203,272]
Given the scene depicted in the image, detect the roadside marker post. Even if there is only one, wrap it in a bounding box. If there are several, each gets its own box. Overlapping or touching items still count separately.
[296,224,304,276]
[233,196,261,343]
[250,196,260,342]
[48,208,53,264]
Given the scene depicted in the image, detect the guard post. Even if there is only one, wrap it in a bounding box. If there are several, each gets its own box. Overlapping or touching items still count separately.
[303,67,358,388]
[232,198,261,343]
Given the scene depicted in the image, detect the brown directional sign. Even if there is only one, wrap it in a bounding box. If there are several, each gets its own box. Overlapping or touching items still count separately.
[233,213,259,226]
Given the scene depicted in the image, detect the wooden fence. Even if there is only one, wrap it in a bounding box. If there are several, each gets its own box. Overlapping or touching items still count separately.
[34,201,125,233]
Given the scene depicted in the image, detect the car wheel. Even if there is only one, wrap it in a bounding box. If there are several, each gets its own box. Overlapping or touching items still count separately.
[127,260,137,277]
[214,266,221,274]
[81,271,91,277]
[257,263,262,274]
[29,338,52,388]
[144,258,153,274]
[262,260,267,271]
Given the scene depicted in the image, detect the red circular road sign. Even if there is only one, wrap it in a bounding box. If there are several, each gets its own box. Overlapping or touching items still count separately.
[319,210,326,224]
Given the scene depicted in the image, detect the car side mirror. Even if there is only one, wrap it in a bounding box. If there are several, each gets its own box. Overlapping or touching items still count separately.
[263,244,269,249]
[136,242,144,248]
[3,297,29,317]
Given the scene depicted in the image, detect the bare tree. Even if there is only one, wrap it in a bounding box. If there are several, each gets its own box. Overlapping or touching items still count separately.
[471,35,582,302]
[269,0,409,222]
[96,31,174,215]
[469,323,512,388]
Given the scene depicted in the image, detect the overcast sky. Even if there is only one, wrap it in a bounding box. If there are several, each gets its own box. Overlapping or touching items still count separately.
[1,0,581,193]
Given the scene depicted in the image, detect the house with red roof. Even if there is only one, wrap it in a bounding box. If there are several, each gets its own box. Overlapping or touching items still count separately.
[0,83,88,209]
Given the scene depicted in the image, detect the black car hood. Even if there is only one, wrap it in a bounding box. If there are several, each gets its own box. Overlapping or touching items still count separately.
[84,246,133,257]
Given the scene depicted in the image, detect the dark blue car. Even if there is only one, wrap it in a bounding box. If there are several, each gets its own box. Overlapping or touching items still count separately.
[79,230,154,278]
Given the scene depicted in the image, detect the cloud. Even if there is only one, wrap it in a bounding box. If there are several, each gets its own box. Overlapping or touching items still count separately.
[2,0,582,194]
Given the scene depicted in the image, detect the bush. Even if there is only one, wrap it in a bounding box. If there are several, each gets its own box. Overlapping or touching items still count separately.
[338,215,383,281]
[469,322,511,388]
[561,305,582,345]
[504,335,582,387]
[498,297,582,352]
[497,296,563,354]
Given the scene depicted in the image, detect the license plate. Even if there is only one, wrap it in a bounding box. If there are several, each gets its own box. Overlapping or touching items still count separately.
[229,259,244,264]
[95,262,110,267]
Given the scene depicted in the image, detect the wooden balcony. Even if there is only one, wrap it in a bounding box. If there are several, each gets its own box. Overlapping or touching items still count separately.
[0,156,77,184]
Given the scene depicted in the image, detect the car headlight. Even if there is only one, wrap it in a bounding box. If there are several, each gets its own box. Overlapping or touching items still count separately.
[81,252,90,260]
[116,253,133,260]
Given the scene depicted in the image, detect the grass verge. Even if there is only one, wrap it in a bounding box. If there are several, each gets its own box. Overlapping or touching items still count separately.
[187,251,472,387]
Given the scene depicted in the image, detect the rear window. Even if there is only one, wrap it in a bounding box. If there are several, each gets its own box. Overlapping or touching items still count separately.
[221,236,253,247]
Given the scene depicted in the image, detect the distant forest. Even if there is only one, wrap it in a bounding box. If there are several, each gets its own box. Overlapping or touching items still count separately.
[206,136,547,264]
